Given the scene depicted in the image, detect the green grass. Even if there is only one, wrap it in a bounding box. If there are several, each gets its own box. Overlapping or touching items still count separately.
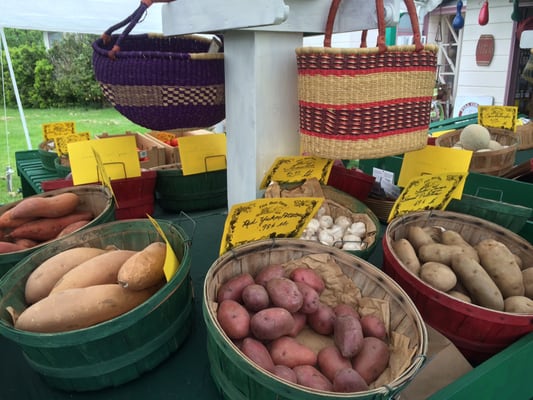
[0,106,148,204]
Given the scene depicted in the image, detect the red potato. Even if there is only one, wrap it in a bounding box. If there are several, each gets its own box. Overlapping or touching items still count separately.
[272,365,297,384]
[307,302,336,335]
[293,365,333,392]
[241,337,275,372]
[266,277,303,313]
[295,282,320,314]
[217,273,255,303]
[333,368,369,393]
[333,303,360,320]
[289,267,325,294]
[250,307,295,341]
[352,337,390,385]
[255,264,285,287]
[317,345,352,382]
[217,299,250,340]
[333,314,364,358]
[360,314,387,341]
[269,336,318,368]
[242,284,270,312]
[288,312,307,337]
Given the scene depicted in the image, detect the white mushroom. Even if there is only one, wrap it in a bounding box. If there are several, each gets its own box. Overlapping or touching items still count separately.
[318,230,334,246]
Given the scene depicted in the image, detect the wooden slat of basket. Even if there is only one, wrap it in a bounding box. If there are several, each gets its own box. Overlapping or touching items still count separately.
[517,123,533,150]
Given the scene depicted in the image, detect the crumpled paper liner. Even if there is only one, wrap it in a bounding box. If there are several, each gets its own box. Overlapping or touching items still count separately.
[283,253,416,389]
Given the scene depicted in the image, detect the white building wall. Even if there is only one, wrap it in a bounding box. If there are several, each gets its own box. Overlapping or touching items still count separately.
[454,0,514,106]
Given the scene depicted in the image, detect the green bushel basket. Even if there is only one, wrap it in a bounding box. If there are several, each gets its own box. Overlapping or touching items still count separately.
[0,219,193,392]
[203,239,428,400]
[38,140,59,171]
[0,185,115,279]
[153,164,227,212]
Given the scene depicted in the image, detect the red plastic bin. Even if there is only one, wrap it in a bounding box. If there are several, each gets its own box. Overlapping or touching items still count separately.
[326,163,375,201]
[41,171,157,220]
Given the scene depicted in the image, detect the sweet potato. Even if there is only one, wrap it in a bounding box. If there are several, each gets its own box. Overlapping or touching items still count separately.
[317,345,352,382]
[333,368,369,393]
[13,238,39,249]
[217,272,255,303]
[242,283,270,312]
[50,249,138,294]
[352,337,390,385]
[15,283,157,333]
[217,299,250,339]
[289,267,325,294]
[24,246,110,304]
[391,238,420,275]
[333,314,364,358]
[475,239,525,298]
[360,314,387,340]
[307,302,336,335]
[0,240,27,254]
[0,209,35,229]
[293,365,333,392]
[117,242,166,291]
[8,211,94,242]
[9,192,80,220]
[241,337,275,372]
[266,277,303,313]
[250,307,295,340]
[269,336,317,368]
[254,264,284,287]
[56,219,91,238]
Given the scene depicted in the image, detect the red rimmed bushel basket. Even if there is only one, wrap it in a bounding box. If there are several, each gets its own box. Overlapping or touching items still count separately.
[296,0,438,160]
[92,0,225,131]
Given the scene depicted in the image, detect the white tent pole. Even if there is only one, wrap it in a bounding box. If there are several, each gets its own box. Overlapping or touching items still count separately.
[1,27,32,150]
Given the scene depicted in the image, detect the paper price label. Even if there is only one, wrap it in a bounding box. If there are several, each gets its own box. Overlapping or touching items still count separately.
[42,121,75,140]
[478,105,518,132]
[147,215,180,281]
[260,156,334,189]
[54,133,90,156]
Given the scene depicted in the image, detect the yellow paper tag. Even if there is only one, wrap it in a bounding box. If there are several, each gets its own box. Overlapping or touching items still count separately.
[220,197,324,255]
[399,146,472,199]
[178,134,227,175]
[42,121,76,140]
[260,156,334,189]
[478,105,518,132]
[54,133,90,156]
[388,173,467,222]
[147,215,180,281]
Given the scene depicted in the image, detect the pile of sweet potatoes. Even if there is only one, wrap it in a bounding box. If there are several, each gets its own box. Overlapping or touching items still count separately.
[215,264,391,393]
[391,226,533,313]
[0,192,94,253]
[8,242,167,333]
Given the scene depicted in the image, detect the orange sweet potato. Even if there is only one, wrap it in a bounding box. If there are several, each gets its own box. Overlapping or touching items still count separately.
[15,283,157,333]
[0,208,35,229]
[9,192,80,220]
[56,219,91,238]
[50,249,138,294]
[0,241,27,254]
[9,211,94,242]
[117,242,166,291]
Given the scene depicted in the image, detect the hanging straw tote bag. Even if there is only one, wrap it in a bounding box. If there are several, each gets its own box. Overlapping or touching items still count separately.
[296,0,438,160]
[92,0,225,131]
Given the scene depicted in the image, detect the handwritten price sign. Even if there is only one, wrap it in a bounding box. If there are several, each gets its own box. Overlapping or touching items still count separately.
[260,156,334,189]
[219,197,324,255]
[478,105,518,132]
[42,121,76,140]
[55,133,90,156]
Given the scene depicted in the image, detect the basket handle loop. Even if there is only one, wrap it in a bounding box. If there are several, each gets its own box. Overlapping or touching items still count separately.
[101,0,175,60]
[323,0,424,52]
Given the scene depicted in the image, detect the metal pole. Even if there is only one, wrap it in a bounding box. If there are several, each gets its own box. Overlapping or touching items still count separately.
[0,27,32,150]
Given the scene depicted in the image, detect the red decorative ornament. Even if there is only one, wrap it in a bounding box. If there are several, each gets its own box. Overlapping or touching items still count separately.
[479,1,489,26]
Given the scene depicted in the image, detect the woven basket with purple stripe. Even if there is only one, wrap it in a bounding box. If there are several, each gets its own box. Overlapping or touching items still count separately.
[92,1,225,131]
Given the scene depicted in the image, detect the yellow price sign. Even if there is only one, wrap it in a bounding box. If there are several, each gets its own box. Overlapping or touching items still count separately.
[388,172,467,222]
[42,121,76,140]
[260,156,334,189]
[54,133,90,156]
[478,105,518,132]
[147,215,180,281]
[220,197,324,255]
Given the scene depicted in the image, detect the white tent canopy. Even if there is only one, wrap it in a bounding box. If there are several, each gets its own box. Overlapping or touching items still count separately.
[1,0,164,34]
